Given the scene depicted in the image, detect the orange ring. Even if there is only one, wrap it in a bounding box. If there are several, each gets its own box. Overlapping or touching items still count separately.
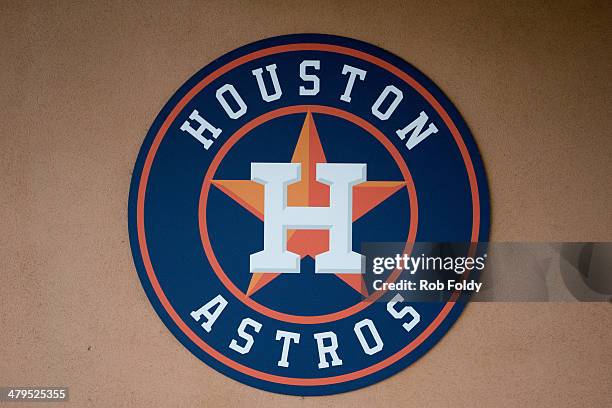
[199,105,417,324]
[136,43,481,386]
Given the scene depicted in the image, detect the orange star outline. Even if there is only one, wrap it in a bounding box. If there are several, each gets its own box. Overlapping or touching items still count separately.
[212,112,405,296]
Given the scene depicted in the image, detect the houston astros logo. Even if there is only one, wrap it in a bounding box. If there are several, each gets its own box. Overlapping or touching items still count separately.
[129,34,490,395]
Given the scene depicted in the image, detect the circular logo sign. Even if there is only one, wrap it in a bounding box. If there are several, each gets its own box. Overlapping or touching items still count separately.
[129,34,490,395]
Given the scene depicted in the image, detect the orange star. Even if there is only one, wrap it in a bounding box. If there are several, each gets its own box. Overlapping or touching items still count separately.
[212,112,405,296]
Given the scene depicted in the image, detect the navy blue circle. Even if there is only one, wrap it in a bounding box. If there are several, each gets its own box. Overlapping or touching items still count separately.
[128,34,490,395]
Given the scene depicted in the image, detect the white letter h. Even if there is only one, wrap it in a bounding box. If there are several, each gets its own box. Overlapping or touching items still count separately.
[250,163,366,275]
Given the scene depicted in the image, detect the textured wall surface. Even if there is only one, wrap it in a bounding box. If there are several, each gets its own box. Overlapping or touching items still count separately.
[0,1,610,406]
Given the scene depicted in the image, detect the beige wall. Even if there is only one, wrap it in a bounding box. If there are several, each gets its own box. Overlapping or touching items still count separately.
[1,1,610,406]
